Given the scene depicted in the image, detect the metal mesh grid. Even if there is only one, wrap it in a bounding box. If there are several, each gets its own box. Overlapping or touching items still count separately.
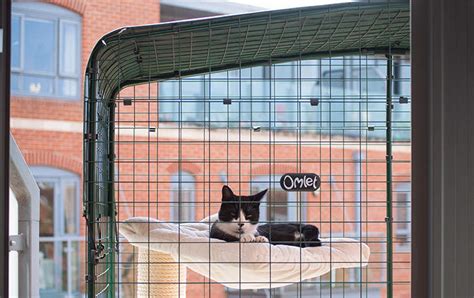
[89,2,409,100]
[84,2,411,297]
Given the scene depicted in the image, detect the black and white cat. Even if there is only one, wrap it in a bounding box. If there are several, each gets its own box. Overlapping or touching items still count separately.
[210,185,321,247]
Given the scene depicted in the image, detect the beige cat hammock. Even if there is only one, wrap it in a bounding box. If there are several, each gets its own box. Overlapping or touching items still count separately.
[120,215,370,297]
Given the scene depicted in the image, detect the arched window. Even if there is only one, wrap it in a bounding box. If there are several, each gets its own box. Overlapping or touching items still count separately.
[250,175,304,223]
[31,166,81,297]
[11,3,81,99]
[170,172,196,222]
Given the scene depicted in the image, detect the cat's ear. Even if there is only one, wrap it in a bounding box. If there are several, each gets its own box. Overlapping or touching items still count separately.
[252,189,268,201]
[222,185,234,201]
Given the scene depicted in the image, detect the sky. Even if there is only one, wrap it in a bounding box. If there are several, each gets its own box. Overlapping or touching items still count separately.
[229,0,353,9]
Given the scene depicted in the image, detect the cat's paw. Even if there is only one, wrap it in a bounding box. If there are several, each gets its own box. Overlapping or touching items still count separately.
[240,234,256,242]
[254,236,269,243]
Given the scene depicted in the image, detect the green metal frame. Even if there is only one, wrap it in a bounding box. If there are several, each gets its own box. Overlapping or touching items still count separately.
[84,2,409,297]
[386,54,394,298]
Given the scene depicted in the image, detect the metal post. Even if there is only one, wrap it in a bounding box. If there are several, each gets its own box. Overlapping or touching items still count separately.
[84,67,97,297]
[386,54,393,298]
[9,135,40,298]
[108,104,116,298]
[0,1,11,297]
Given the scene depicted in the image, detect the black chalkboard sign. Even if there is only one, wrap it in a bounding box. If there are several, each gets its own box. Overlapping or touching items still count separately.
[279,173,321,192]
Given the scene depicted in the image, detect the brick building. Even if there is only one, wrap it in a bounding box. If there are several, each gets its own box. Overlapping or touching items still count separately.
[10,0,411,297]
[10,1,160,296]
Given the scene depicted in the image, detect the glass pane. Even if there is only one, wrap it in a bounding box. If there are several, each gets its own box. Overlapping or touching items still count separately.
[179,190,194,222]
[171,172,195,222]
[39,242,56,291]
[59,78,78,97]
[69,241,81,294]
[159,80,179,122]
[398,207,408,229]
[396,193,408,224]
[23,75,54,96]
[61,242,68,293]
[267,191,288,222]
[10,74,20,91]
[24,19,55,73]
[11,15,21,69]
[60,22,79,76]
[172,191,179,221]
[63,180,78,234]
[39,181,55,237]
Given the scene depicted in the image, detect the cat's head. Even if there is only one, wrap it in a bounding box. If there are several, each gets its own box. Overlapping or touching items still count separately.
[217,185,268,235]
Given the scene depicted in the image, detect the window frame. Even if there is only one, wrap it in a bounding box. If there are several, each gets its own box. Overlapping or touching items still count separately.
[11,3,82,100]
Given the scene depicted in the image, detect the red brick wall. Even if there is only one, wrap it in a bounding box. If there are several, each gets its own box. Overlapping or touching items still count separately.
[113,126,411,297]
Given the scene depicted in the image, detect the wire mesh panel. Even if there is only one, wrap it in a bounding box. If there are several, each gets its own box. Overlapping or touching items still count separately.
[84,2,411,297]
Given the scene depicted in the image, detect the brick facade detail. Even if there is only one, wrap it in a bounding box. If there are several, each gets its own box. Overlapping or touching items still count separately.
[43,0,87,15]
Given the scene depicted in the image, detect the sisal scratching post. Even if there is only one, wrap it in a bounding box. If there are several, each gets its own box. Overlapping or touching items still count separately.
[137,249,187,298]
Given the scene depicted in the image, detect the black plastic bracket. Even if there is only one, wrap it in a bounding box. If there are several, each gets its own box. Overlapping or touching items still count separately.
[84,133,98,140]
[399,96,409,104]
[85,274,97,282]
[310,98,319,106]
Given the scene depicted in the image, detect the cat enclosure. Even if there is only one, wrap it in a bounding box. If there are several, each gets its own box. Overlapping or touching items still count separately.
[84,2,411,297]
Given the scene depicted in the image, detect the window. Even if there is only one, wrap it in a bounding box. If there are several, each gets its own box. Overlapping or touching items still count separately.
[395,183,411,248]
[251,176,304,223]
[322,69,344,91]
[11,3,81,99]
[351,67,385,95]
[170,172,196,222]
[32,167,81,298]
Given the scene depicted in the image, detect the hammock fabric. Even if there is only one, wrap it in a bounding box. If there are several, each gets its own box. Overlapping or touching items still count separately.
[120,216,370,291]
